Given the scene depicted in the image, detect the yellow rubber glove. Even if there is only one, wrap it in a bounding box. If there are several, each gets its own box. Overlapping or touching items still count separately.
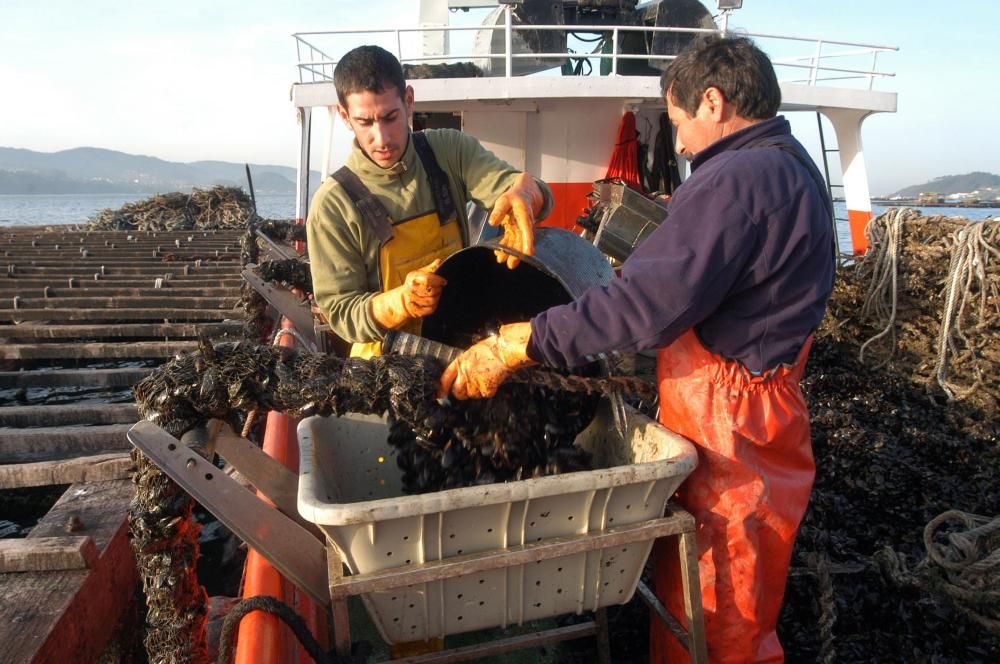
[370,259,447,330]
[488,173,544,270]
[437,322,536,400]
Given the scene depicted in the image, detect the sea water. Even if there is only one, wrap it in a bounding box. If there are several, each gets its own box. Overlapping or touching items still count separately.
[0,194,995,253]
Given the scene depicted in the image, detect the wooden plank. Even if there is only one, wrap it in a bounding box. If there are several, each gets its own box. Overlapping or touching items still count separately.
[1,296,240,310]
[0,452,133,489]
[0,341,197,360]
[0,403,138,427]
[0,537,98,573]
[0,277,245,287]
[0,322,242,339]
[0,367,152,388]
[0,308,239,321]
[0,479,137,664]
[0,423,133,463]
[0,287,239,298]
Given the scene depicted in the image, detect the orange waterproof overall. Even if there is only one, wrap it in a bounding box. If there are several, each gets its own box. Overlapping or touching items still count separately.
[651,329,815,663]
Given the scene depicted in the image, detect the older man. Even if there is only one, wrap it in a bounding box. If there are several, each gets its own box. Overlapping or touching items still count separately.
[439,35,835,662]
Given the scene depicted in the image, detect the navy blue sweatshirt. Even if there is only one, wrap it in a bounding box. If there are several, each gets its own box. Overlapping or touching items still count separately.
[527,116,835,374]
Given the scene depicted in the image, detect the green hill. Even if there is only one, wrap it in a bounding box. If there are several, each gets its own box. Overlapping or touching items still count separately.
[892,172,1000,198]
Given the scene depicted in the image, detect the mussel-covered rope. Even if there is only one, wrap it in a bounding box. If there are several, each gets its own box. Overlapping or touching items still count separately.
[216,596,332,664]
[130,339,657,662]
[934,220,1000,399]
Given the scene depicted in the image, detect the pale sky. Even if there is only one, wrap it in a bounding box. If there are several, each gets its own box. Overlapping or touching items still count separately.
[1,0,997,195]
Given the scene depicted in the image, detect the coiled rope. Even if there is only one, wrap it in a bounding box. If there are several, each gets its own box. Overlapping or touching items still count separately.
[876,509,1000,634]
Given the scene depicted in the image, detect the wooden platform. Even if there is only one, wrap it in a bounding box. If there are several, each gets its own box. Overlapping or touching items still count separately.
[0,226,276,660]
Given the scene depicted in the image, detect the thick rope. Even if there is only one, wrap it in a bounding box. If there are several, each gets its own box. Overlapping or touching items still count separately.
[216,595,331,664]
[934,220,1000,399]
[876,509,1000,634]
[858,208,907,365]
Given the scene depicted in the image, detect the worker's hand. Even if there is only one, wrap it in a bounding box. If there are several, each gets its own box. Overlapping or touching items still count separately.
[437,322,535,399]
[370,259,447,330]
[488,173,544,270]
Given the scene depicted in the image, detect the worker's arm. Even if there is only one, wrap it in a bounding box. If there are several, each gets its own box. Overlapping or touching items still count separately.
[306,180,387,343]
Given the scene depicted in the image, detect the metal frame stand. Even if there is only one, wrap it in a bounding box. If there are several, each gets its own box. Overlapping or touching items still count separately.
[127,421,706,663]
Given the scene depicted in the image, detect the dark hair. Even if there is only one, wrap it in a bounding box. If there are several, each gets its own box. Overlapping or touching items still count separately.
[334,45,407,106]
[660,35,781,120]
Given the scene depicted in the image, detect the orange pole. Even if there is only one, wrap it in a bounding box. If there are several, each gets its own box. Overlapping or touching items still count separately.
[234,319,328,664]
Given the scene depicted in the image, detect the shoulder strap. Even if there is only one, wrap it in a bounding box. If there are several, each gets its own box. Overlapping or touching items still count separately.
[411,131,457,226]
[331,166,394,244]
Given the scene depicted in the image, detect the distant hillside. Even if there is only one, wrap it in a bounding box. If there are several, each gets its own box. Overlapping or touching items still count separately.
[0,146,320,195]
[892,172,1000,198]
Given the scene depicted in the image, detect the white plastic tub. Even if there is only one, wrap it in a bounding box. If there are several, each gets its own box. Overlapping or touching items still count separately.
[296,398,697,645]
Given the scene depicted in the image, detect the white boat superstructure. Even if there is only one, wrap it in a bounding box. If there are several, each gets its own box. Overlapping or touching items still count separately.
[290,0,897,254]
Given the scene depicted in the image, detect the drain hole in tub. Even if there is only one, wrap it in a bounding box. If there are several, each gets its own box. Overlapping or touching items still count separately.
[609,517,615,523]
[478,579,485,584]
[409,603,415,608]
[392,596,397,601]
[479,601,485,606]
[534,603,542,608]
[557,567,562,572]
[540,511,550,517]
[535,580,541,586]
[403,535,409,541]
[457,593,463,599]
[529,521,535,526]
[557,588,563,594]
[449,534,455,539]
[487,528,493,533]
[458,616,463,621]
[393,617,399,622]
[405,559,411,564]
[386,551,392,557]
[626,504,631,510]
[457,549,463,554]
[567,515,574,521]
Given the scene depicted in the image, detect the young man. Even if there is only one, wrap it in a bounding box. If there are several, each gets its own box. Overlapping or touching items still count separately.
[438,36,835,662]
[307,45,551,358]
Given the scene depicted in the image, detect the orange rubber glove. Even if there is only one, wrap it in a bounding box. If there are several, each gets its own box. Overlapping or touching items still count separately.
[437,321,536,400]
[488,173,544,270]
[370,259,447,330]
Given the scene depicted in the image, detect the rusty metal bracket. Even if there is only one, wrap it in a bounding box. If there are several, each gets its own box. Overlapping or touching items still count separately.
[127,420,330,606]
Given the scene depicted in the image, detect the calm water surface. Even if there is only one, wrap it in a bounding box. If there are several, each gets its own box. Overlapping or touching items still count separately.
[0,194,995,254]
[0,192,299,226]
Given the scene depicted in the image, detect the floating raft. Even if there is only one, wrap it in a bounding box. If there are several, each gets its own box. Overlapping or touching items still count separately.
[0,225,249,663]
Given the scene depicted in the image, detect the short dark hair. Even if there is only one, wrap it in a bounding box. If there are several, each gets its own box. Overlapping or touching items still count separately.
[334,45,407,106]
[660,35,781,120]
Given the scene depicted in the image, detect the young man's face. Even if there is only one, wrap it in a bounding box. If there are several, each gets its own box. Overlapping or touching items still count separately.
[338,85,414,169]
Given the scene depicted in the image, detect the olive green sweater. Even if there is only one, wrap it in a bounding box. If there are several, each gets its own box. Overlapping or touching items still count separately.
[307,128,551,343]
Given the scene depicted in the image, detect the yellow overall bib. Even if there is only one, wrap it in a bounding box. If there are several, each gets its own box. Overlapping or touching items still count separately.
[332,132,464,358]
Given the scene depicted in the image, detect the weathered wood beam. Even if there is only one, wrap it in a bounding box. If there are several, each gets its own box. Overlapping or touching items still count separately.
[0,322,242,339]
[0,341,197,360]
[0,452,133,489]
[0,286,240,298]
[0,479,137,663]
[0,423,133,464]
[0,537,98,573]
[0,308,239,321]
[0,403,138,427]
[0,367,152,388]
[1,296,240,310]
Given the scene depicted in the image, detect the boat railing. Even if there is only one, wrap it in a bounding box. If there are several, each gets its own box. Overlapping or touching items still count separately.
[293,20,896,91]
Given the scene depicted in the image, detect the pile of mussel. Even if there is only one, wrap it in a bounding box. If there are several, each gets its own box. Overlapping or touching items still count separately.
[389,377,599,493]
